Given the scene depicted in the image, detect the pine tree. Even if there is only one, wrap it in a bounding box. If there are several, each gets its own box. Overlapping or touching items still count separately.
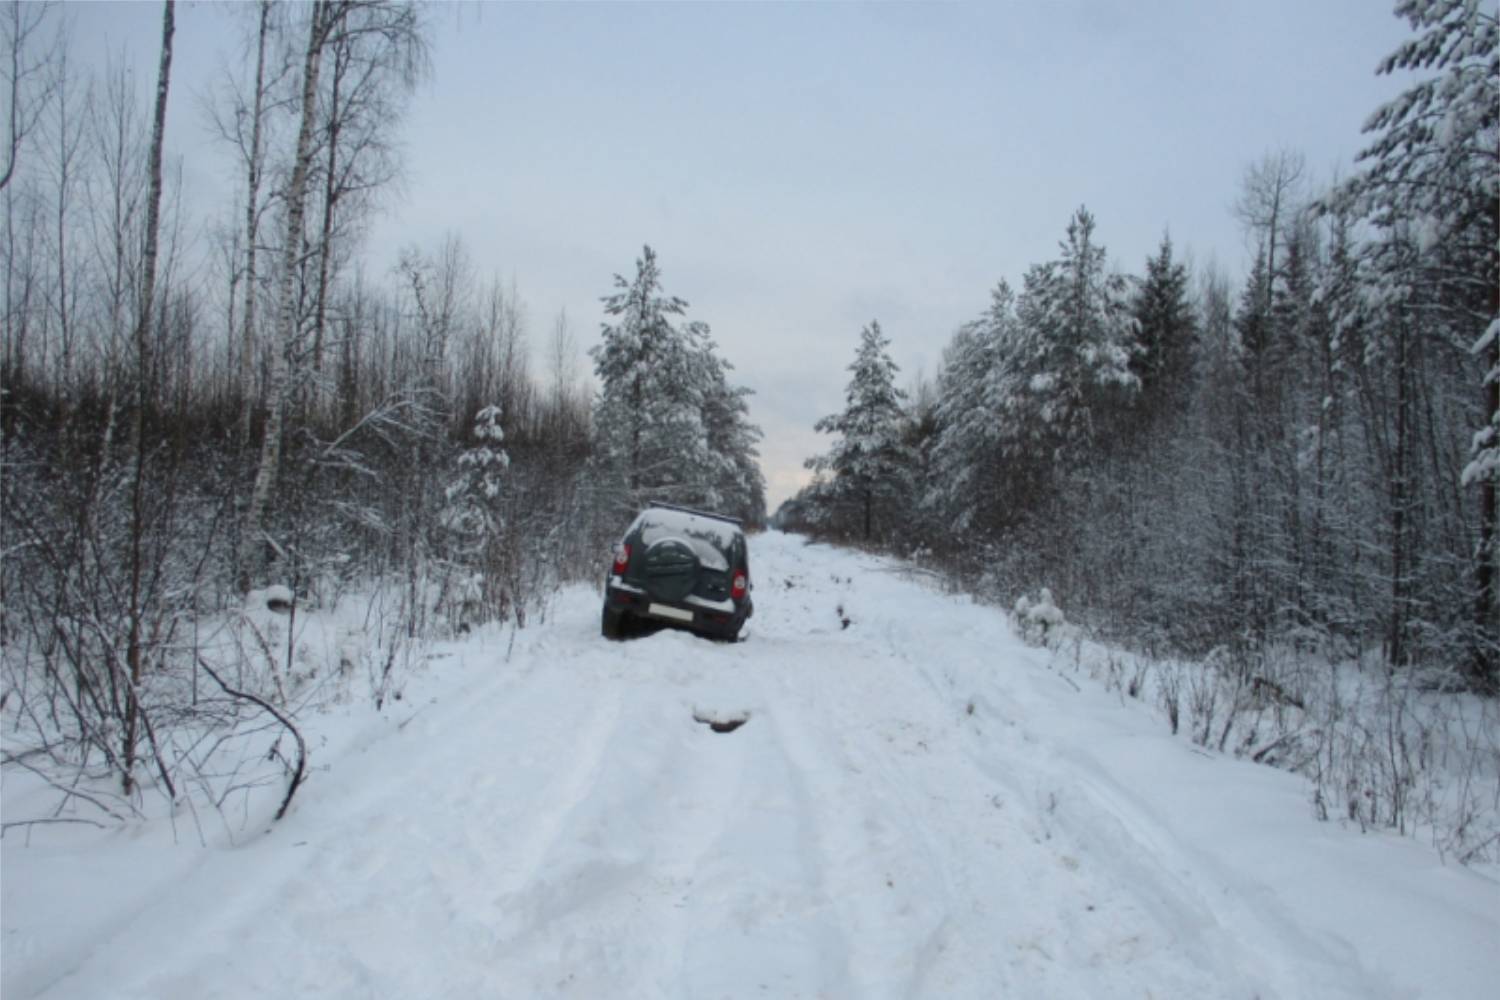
[1002,207,1138,464]
[590,245,713,509]
[441,403,510,625]
[807,320,912,542]
[1227,251,1287,637]
[927,282,1018,531]
[590,245,765,520]
[1332,0,1499,684]
[444,404,509,543]
[1301,212,1363,632]
[1130,234,1196,426]
[1234,250,1276,417]
[700,351,767,523]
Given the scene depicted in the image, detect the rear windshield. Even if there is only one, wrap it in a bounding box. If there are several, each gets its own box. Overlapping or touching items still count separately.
[633,508,739,572]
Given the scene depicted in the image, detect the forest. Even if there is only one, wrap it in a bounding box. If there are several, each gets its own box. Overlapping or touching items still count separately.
[0,0,1495,847]
[790,3,1497,695]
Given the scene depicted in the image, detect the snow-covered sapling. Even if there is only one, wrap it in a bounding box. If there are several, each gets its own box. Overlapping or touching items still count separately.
[441,404,511,628]
[1014,588,1067,646]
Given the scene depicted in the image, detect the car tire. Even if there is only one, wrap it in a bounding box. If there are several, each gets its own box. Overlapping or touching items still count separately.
[602,605,627,640]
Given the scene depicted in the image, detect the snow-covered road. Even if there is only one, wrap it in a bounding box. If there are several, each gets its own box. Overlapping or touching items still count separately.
[4,531,1497,999]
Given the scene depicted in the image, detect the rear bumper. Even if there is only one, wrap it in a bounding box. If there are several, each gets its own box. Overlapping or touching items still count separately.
[604,581,748,635]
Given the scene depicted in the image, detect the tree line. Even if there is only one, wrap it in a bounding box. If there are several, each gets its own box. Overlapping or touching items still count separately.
[791,1,1497,690]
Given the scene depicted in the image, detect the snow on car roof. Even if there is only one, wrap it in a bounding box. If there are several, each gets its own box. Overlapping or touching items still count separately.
[636,507,739,571]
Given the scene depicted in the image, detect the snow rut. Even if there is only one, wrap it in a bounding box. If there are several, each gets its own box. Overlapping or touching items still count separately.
[751,623,1233,998]
[270,539,1326,1000]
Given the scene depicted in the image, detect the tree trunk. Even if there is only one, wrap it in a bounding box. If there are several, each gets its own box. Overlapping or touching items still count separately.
[52,42,79,419]
[237,0,272,451]
[311,35,346,383]
[1388,315,1410,668]
[629,369,642,495]
[122,0,174,796]
[1475,283,1499,688]
[240,0,332,592]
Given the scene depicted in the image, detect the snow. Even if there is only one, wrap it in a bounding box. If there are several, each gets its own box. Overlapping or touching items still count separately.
[1474,315,1499,356]
[245,584,294,612]
[1414,214,1442,253]
[5,531,1498,999]
[635,507,737,572]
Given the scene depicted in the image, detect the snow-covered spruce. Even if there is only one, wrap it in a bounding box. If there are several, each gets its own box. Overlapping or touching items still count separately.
[589,244,766,524]
[805,319,914,543]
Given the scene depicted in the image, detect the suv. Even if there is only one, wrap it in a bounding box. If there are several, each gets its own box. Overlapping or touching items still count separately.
[602,504,753,641]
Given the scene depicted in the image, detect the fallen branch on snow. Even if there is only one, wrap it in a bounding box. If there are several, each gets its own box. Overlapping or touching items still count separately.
[197,658,307,823]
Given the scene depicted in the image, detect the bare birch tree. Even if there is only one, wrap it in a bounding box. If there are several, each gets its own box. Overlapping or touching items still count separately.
[121,0,174,796]
[44,29,85,408]
[239,0,334,592]
[0,0,58,193]
[239,2,426,590]
[214,0,283,449]
[1234,149,1306,311]
[307,0,425,404]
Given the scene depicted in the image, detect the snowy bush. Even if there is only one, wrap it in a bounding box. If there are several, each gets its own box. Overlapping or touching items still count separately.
[247,584,295,614]
[1050,630,1500,864]
[438,404,512,630]
[443,404,509,542]
[1014,588,1068,646]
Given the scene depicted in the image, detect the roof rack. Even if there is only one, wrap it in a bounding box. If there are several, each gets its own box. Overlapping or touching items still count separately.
[644,502,742,527]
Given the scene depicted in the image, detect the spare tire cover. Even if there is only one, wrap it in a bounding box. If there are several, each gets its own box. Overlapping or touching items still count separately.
[643,538,698,602]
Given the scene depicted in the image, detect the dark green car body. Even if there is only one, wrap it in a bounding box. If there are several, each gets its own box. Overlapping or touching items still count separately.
[602,505,753,641]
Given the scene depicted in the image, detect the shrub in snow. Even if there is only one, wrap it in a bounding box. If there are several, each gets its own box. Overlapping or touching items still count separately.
[246,584,294,615]
[1014,588,1067,646]
[439,404,511,630]
[1053,627,1500,864]
[443,405,509,541]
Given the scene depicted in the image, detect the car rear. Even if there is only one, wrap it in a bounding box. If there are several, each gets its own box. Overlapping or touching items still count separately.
[603,506,752,641]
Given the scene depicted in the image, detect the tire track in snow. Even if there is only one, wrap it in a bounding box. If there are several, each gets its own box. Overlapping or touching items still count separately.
[761,535,1267,999]
[675,663,856,1000]
[751,548,1077,996]
[828,536,1396,1000]
[755,644,967,998]
[476,632,815,997]
[894,614,1260,995]
[253,647,623,997]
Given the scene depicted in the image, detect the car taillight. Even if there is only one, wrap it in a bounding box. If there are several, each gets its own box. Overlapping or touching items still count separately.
[731,571,747,600]
[612,544,630,575]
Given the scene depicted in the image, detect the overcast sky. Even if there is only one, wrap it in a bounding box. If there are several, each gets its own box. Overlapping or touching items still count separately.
[69,1,1411,511]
